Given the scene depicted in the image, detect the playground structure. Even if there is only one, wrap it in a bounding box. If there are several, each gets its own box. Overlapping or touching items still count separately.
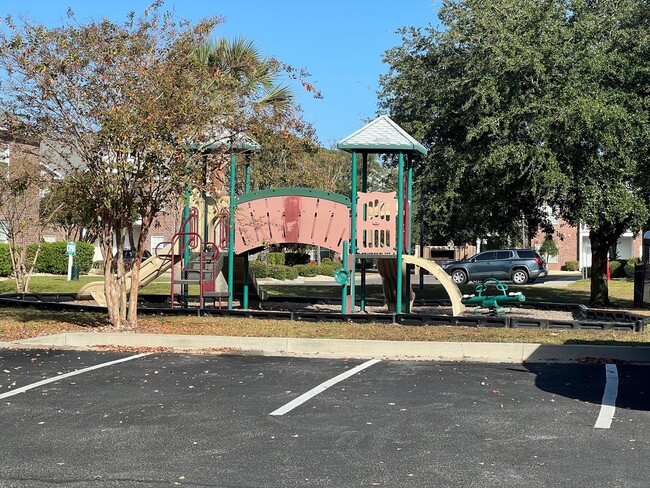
[77,115,467,316]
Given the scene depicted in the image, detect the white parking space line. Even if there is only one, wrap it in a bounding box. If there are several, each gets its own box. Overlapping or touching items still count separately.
[270,359,381,416]
[594,364,618,429]
[0,353,152,400]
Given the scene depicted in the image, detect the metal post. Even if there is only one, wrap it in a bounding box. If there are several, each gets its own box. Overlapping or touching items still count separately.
[419,177,425,290]
[405,156,413,313]
[182,178,190,309]
[202,154,208,245]
[228,153,236,309]
[341,240,349,314]
[243,158,251,309]
[350,151,358,313]
[396,153,405,314]
[360,152,368,312]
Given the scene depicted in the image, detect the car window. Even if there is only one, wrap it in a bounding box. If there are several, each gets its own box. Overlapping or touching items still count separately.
[516,250,535,258]
[475,252,496,261]
[496,251,512,260]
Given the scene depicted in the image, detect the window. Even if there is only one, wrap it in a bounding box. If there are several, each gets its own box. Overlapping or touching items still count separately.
[475,252,496,261]
[543,205,559,225]
[517,250,536,258]
[496,251,513,260]
[533,244,558,263]
[150,236,165,255]
[0,222,7,244]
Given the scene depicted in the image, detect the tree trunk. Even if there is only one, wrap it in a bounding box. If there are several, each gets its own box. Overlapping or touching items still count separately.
[102,227,127,328]
[589,230,612,307]
[126,216,154,328]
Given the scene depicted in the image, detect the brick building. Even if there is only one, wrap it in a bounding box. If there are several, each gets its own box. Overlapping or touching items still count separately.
[0,136,67,246]
[0,133,182,261]
[531,213,644,271]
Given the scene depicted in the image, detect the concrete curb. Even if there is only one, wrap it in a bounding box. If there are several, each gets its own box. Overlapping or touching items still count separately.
[8,332,650,364]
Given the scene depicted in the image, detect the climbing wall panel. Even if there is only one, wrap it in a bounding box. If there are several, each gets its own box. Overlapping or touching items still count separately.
[356,191,397,254]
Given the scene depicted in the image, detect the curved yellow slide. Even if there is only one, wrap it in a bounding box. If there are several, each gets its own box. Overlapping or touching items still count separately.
[401,255,466,316]
[77,245,174,307]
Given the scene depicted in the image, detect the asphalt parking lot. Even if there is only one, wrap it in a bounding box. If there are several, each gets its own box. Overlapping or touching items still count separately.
[0,350,648,487]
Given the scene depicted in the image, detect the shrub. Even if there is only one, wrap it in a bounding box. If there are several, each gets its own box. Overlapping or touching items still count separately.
[563,260,579,271]
[26,241,95,274]
[321,257,333,264]
[539,236,559,259]
[266,252,285,266]
[608,260,623,278]
[624,257,639,279]
[0,244,12,277]
[250,261,298,280]
[285,252,310,266]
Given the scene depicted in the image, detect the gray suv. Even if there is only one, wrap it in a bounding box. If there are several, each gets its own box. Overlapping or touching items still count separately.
[441,249,547,285]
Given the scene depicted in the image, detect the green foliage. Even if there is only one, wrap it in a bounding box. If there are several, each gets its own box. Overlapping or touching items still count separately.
[266,252,285,266]
[0,244,12,277]
[624,257,640,279]
[379,0,650,305]
[608,260,624,279]
[284,252,310,266]
[25,242,95,275]
[539,237,559,258]
[321,257,334,264]
[563,260,579,272]
[250,261,299,280]
[294,262,339,278]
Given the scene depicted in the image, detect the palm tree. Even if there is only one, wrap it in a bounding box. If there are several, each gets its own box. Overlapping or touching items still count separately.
[194,37,294,115]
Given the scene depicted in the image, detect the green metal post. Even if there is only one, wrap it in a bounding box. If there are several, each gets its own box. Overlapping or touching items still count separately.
[242,159,251,309]
[396,153,405,314]
[405,156,413,313]
[182,173,190,309]
[341,240,349,314]
[350,152,358,313]
[228,153,236,309]
[202,154,209,245]
[407,155,413,254]
[360,152,368,312]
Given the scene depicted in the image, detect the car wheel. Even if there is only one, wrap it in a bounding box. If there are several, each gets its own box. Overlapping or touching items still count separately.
[451,269,468,285]
[511,269,529,285]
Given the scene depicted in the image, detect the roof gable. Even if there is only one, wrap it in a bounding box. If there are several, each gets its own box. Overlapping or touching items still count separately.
[337,115,427,155]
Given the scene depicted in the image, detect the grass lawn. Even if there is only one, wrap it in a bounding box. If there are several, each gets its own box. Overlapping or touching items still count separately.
[0,274,648,345]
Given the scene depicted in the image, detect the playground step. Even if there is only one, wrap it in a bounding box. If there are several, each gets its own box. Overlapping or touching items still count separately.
[188,251,216,261]
[185,261,216,272]
[182,270,215,281]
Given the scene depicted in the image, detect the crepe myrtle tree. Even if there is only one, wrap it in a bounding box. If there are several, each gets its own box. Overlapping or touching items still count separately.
[0,147,62,294]
[0,5,255,328]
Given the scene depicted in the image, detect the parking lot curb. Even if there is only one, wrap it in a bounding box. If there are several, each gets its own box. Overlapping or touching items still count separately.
[9,332,650,364]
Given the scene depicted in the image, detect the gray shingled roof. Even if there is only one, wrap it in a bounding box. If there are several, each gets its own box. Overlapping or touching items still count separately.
[191,125,261,152]
[337,115,428,155]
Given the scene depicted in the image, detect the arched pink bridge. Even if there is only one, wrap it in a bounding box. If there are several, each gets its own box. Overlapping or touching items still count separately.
[232,188,351,254]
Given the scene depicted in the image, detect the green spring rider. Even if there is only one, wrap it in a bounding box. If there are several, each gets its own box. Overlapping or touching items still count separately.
[461,278,526,316]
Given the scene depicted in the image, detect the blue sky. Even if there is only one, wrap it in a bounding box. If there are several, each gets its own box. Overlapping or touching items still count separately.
[3,1,442,147]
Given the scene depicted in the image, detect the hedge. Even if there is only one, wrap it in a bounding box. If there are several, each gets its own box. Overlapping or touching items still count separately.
[624,257,639,279]
[563,260,579,271]
[250,261,299,280]
[26,241,95,275]
[0,244,11,277]
[608,260,623,278]
[266,252,285,266]
[294,263,339,278]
